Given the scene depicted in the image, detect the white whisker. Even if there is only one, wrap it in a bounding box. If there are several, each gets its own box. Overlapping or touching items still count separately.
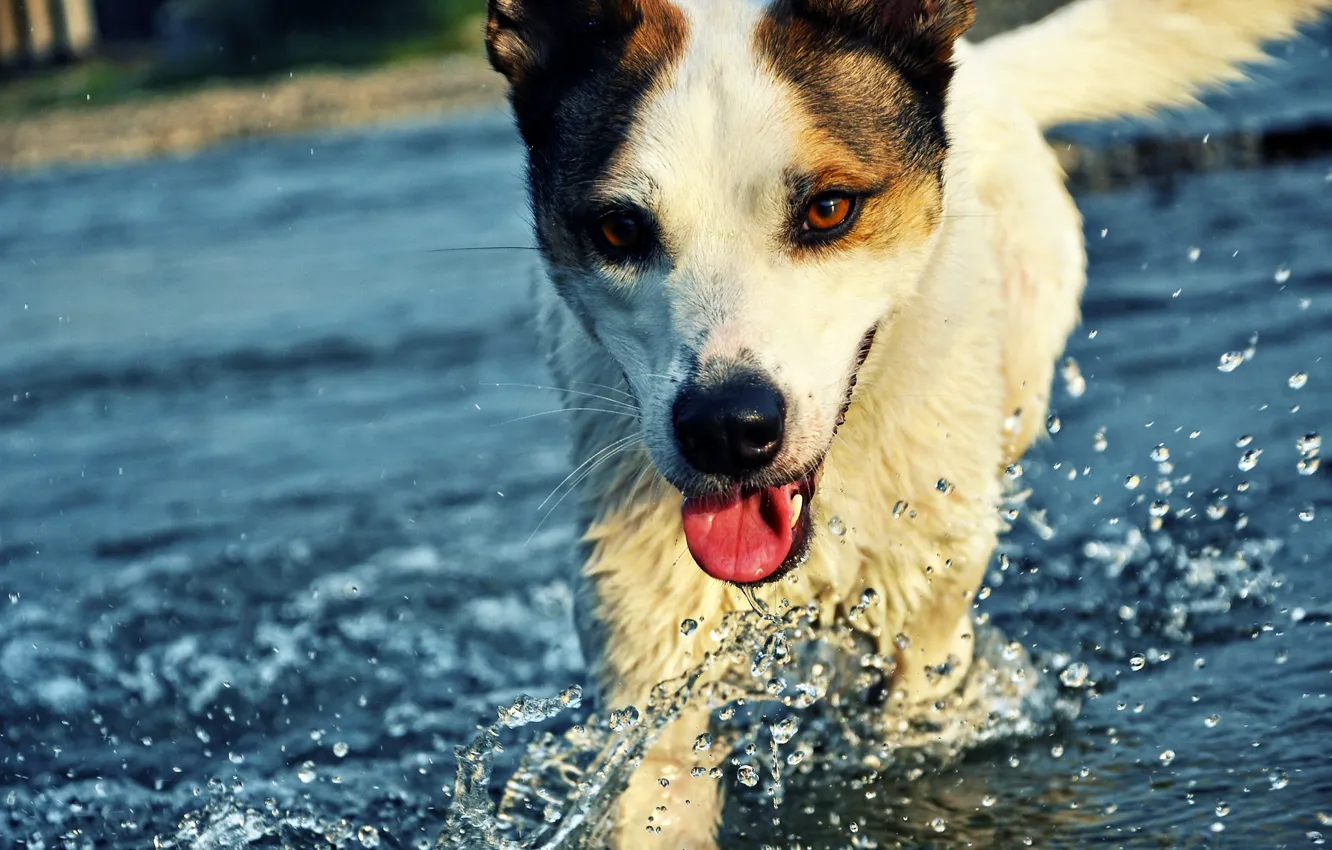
[528,437,639,544]
[498,407,638,426]
[537,434,638,513]
[488,382,639,411]
[570,379,637,401]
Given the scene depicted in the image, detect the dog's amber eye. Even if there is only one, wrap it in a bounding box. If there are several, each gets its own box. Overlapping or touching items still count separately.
[804,193,854,232]
[592,210,651,259]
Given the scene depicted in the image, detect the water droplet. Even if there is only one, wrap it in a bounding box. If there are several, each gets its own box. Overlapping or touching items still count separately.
[358,825,381,847]
[1207,501,1228,520]
[1149,501,1169,518]
[936,478,955,495]
[1297,432,1322,454]
[1129,655,1146,671]
[1218,351,1244,372]
[658,777,669,788]
[1238,449,1261,472]
[1046,414,1062,434]
[680,618,698,636]
[1274,264,1292,283]
[297,761,317,783]
[892,500,908,518]
[1270,771,1289,790]
[1297,456,1320,476]
[736,765,760,787]
[1061,358,1086,398]
[1289,372,1308,390]
[894,633,911,651]
[1159,750,1176,766]
[1204,714,1220,728]
[1187,247,1201,262]
[694,734,712,752]
[931,817,947,833]
[609,705,640,730]
[1215,802,1230,817]
[981,794,997,807]
[1051,744,1065,758]
[333,742,349,758]
[1150,444,1170,462]
[770,716,800,744]
[1298,505,1315,522]
[1125,474,1141,490]
[1059,662,1089,688]
[827,516,846,536]
[1005,463,1023,480]
[227,751,244,765]
[1093,430,1108,452]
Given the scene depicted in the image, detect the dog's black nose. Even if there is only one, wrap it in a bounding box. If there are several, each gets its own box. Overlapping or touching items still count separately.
[673,375,786,477]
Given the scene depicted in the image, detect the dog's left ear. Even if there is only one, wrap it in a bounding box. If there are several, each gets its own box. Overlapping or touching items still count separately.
[876,0,975,66]
[791,0,975,86]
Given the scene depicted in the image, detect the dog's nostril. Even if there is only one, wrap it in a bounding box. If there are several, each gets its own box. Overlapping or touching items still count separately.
[734,407,783,461]
[673,376,786,477]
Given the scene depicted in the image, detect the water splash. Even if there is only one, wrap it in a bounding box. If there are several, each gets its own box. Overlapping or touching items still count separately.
[437,601,1076,849]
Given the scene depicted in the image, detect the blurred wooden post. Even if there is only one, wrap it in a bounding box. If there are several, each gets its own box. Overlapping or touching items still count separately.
[0,0,22,67]
[22,0,56,62]
[59,0,96,57]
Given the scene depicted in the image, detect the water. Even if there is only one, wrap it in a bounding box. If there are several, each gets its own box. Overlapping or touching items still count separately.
[2,77,1331,850]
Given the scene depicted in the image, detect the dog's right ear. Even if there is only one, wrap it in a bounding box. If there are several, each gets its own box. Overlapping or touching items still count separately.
[485,0,640,86]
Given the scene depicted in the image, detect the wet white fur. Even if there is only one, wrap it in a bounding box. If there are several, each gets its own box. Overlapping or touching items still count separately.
[526,0,1331,845]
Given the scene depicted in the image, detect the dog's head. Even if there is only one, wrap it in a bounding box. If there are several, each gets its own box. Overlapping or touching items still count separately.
[488,0,974,584]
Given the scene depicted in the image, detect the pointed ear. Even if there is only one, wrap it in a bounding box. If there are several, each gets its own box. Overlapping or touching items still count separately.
[877,0,974,66]
[790,0,974,88]
[485,0,641,86]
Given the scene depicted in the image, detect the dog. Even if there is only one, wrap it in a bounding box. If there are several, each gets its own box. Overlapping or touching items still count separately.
[482,0,1330,845]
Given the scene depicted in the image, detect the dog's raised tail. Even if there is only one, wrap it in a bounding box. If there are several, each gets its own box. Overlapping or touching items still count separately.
[977,0,1331,130]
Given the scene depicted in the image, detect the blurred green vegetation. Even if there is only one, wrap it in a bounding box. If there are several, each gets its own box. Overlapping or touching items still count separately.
[151,0,488,77]
[0,0,487,118]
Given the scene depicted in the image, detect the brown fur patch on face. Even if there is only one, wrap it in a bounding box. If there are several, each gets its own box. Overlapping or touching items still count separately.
[621,0,688,78]
[790,146,943,255]
[757,1,959,257]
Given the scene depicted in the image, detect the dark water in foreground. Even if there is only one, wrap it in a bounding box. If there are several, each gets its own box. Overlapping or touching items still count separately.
[2,98,1331,847]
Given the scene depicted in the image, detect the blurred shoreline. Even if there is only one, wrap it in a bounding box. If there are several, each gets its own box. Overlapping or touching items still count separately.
[0,52,505,172]
[1,5,1329,185]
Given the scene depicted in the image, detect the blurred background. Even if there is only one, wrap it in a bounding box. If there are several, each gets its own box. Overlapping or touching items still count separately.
[1,2,1330,849]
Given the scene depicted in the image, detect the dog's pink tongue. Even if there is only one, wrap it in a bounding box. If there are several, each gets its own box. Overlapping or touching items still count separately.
[681,485,796,583]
